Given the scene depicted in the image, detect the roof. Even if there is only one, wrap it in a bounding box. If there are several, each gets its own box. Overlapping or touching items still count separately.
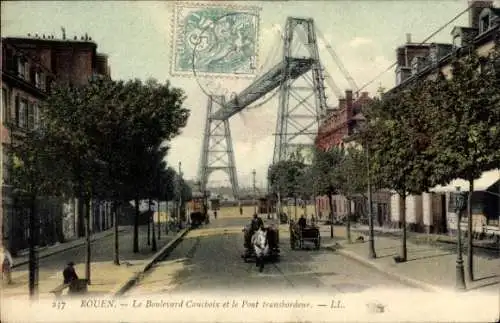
[2,36,97,49]
[430,169,500,192]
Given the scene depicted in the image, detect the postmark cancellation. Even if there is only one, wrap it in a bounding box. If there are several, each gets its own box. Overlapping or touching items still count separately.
[171,2,261,78]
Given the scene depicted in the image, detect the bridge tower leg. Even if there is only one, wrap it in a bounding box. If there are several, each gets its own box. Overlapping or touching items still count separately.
[273,18,328,164]
[198,95,240,200]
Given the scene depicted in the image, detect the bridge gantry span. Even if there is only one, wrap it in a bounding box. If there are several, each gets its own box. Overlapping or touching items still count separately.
[199,17,330,199]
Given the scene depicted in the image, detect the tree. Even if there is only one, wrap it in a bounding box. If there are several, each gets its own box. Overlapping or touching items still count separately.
[426,48,500,279]
[40,77,189,267]
[116,79,188,253]
[338,147,368,243]
[311,147,344,238]
[268,159,307,220]
[9,128,68,297]
[364,81,439,262]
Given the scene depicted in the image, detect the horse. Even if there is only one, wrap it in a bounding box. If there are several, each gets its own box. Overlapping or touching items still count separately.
[251,227,269,272]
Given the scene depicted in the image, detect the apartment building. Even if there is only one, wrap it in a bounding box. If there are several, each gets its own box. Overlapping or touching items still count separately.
[387,0,500,235]
[314,90,392,224]
[1,33,113,254]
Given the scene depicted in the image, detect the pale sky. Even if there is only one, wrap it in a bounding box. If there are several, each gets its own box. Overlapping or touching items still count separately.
[2,0,497,189]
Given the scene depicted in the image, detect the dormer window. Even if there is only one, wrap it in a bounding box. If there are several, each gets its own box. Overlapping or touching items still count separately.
[35,71,46,90]
[452,34,462,48]
[411,57,419,75]
[17,56,27,79]
[480,13,490,33]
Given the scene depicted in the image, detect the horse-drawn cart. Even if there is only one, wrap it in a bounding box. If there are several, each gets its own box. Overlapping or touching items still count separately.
[290,222,321,250]
[241,225,280,262]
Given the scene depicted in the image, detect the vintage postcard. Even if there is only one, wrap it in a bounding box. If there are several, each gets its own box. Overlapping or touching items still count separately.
[1,1,499,322]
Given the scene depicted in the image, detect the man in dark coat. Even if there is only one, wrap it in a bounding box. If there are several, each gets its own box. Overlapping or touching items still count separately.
[251,214,264,232]
[298,215,307,229]
[63,261,78,284]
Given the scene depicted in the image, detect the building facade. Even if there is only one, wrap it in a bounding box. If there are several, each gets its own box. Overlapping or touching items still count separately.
[314,90,392,224]
[387,0,500,235]
[1,33,113,254]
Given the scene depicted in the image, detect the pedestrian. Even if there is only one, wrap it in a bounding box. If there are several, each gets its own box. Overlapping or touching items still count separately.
[1,246,13,284]
[63,261,79,284]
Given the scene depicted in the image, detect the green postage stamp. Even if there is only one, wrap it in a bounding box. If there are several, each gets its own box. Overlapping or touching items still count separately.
[171,2,261,77]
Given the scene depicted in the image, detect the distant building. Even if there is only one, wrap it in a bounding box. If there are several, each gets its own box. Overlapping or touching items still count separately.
[1,33,112,254]
[313,90,392,224]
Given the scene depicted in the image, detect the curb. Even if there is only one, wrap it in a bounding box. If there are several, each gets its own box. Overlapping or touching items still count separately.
[332,247,443,293]
[112,228,191,297]
[352,228,499,252]
[12,229,124,268]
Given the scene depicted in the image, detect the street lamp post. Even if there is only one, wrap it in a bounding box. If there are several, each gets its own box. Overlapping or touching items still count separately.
[252,169,257,215]
[177,162,182,229]
[454,186,467,290]
[366,144,377,259]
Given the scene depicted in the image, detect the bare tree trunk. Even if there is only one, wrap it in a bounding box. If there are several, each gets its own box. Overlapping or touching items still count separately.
[150,199,157,252]
[328,193,334,238]
[294,196,298,220]
[113,201,119,265]
[157,199,161,240]
[313,194,318,220]
[133,198,139,253]
[346,198,352,243]
[147,201,151,246]
[400,193,407,262]
[28,196,38,299]
[467,179,474,281]
[84,198,91,284]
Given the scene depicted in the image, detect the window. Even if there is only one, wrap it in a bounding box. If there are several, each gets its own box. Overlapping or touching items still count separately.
[480,14,490,33]
[452,34,462,48]
[27,103,35,129]
[35,71,42,88]
[411,57,419,75]
[34,104,40,129]
[19,99,27,128]
[17,57,27,79]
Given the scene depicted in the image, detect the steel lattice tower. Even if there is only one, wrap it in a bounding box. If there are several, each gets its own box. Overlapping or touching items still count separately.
[273,18,328,163]
[198,95,239,199]
[198,17,328,199]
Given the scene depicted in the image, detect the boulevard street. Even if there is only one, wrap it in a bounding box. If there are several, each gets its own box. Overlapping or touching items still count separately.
[125,216,413,296]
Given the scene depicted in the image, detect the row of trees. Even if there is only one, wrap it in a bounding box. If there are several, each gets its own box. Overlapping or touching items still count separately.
[269,47,500,282]
[268,145,368,243]
[10,77,190,296]
[365,47,500,279]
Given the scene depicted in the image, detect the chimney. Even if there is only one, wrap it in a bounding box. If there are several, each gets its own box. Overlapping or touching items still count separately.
[345,90,353,120]
[468,0,493,28]
[406,33,412,43]
[338,98,347,110]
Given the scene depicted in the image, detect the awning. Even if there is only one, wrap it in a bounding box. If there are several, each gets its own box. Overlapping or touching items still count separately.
[430,169,500,192]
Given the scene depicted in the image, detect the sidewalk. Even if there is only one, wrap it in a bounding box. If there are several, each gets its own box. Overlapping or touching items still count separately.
[353,224,499,250]
[12,228,119,268]
[322,225,500,293]
[1,225,177,298]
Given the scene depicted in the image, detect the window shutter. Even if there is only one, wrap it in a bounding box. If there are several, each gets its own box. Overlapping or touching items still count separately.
[15,95,20,127]
[6,49,15,71]
[34,104,40,129]
[28,103,35,129]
